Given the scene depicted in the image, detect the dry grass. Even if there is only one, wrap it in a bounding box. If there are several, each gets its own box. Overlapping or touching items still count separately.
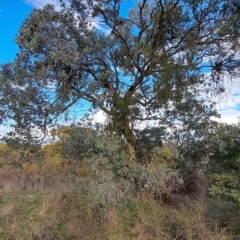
[0,168,90,193]
[107,194,239,240]
[0,168,239,239]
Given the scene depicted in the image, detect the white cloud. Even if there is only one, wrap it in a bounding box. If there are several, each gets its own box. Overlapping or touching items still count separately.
[213,77,240,124]
[88,18,111,34]
[23,0,62,10]
[23,0,109,33]
[91,110,108,125]
[198,69,240,125]
[0,126,10,139]
[212,105,239,124]
[216,115,239,124]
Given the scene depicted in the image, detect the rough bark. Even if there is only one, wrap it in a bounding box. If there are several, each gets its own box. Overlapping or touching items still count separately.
[119,117,148,165]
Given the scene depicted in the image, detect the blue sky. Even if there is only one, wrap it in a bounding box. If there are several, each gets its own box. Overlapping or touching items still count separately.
[0,0,33,63]
[0,0,135,63]
[0,0,239,125]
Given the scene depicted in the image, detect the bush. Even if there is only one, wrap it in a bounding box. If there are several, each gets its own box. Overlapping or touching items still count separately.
[207,124,240,205]
[62,125,182,209]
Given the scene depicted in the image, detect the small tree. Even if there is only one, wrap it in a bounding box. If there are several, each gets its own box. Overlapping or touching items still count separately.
[207,123,240,204]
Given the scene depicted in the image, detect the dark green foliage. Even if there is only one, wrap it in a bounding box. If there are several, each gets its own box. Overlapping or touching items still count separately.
[208,124,240,173]
[61,125,99,161]
[134,126,166,163]
[135,127,165,150]
[207,123,240,204]
[222,0,240,39]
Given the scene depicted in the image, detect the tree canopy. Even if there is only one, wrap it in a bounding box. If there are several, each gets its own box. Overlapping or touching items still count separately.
[0,0,240,163]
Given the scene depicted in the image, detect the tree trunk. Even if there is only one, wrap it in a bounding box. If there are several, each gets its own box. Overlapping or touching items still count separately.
[121,120,148,165]
[111,93,148,165]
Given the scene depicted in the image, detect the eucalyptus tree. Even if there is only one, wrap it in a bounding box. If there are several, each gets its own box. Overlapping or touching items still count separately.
[0,0,239,163]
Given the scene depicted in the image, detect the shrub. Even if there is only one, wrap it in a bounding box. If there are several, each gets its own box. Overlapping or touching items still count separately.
[62,124,183,212]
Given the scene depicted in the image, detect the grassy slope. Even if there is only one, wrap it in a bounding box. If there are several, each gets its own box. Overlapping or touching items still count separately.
[0,171,240,240]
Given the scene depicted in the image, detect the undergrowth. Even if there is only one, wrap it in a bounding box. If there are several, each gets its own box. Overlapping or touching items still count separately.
[0,171,239,240]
